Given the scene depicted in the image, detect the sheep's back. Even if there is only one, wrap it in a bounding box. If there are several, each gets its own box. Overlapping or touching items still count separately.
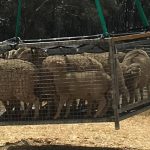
[66,54,104,71]
[0,59,37,102]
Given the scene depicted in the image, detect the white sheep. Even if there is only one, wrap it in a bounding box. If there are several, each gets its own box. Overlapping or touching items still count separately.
[121,49,150,103]
[0,58,40,119]
[83,52,129,106]
[43,55,111,119]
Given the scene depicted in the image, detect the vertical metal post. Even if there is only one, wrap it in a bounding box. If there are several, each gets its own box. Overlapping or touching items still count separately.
[95,0,109,37]
[15,0,22,38]
[109,38,120,130]
[135,0,149,29]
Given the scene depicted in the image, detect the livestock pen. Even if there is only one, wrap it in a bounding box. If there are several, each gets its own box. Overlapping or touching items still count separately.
[1,1,150,150]
[0,31,150,130]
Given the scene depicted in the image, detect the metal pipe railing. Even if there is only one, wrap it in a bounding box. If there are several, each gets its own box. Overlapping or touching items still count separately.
[15,0,22,38]
[95,0,109,37]
[135,0,149,29]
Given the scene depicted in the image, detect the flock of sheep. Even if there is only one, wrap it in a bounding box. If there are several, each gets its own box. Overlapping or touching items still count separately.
[0,46,149,121]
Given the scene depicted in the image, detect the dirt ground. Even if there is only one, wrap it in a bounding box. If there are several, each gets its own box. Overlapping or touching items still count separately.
[0,111,150,150]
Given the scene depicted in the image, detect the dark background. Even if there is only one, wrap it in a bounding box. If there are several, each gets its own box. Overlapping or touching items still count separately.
[0,0,150,41]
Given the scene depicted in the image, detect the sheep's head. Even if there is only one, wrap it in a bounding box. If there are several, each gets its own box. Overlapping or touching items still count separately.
[125,63,141,77]
[43,56,67,74]
[30,48,48,66]
[16,47,48,67]
[31,48,48,59]
[121,63,141,77]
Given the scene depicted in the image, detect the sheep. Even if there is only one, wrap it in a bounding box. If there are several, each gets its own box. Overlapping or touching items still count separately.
[82,52,129,106]
[0,58,40,119]
[43,54,111,119]
[10,47,57,118]
[11,47,48,66]
[0,49,21,113]
[0,48,33,114]
[121,49,150,103]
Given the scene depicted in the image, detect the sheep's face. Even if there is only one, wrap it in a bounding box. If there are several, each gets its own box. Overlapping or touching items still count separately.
[126,64,141,77]
[31,48,48,60]
[31,48,48,67]
[53,61,67,74]
[18,47,48,66]
[45,60,67,75]
[123,64,141,90]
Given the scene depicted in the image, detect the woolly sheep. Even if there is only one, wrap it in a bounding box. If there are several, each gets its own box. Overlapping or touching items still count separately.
[121,49,150,103]
[43,55,111,119]
[13,47,57,118]
[0,58,40,119]
[83,52,129,106]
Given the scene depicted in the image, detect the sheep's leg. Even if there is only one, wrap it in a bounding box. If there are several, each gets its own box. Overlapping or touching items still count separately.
[72,100,77,110]
[147,85,150,99]
[46,101,51,119]
[20,101,26,111]
[92,100,98,113]
[78,99,85,110]
[3,101,12,113]
[54,94,60,108]
[53,97,66,120]
[64,99,73,118]
[121,88,129,106]
[3,101,16,112]
[122,94,128,106]
[33,99,40,119]
[94,96,107,118]
[118,76,129,106]
[87,98,93,117]
[21,103,33,119]
[140,88,144,101]
[129,89,135,104]
[14,101,21,112]
[135,89,139,102]
[24,103,28,110]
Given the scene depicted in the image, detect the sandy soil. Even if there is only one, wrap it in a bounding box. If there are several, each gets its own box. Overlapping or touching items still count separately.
[0,111,150,150]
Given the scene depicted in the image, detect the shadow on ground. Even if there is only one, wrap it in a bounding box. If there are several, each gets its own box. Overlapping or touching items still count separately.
[1,145,125,150]
[0,141,139,150]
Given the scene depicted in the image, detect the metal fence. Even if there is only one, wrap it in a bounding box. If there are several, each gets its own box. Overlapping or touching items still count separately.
[0,32,150,129]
